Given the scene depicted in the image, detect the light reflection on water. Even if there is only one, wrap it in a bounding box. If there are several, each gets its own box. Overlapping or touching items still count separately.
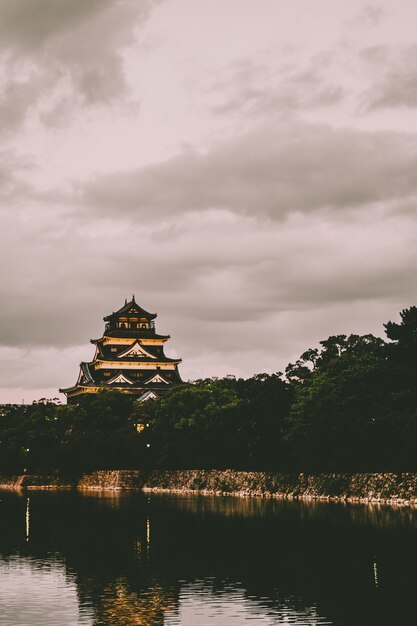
[0,556,93,626]
[1,491,417,625]
[164,580,331,625]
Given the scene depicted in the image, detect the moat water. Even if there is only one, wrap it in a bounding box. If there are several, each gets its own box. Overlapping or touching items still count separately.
[1,492,417,626]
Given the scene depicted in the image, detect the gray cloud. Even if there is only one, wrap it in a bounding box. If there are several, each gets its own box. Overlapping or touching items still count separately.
[361,44,417,110]
[349,4,386,28]
[0,189,416,352]
[0,0,155,134]
[0,151,33,201]
[80,121,417,219]
[0,0,112,52]
[210,56,344,117]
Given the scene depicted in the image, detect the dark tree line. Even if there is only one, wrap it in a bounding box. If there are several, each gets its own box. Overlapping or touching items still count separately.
[1,306,417,475]
[0,392,145,476]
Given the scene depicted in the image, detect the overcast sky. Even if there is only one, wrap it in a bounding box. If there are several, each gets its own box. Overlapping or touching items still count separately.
[1,0,417,402]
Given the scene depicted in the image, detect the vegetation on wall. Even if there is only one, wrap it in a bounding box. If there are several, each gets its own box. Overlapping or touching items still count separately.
[1,306,417,475]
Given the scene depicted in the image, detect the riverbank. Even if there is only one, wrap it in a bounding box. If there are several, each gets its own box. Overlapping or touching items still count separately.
[142,470,417,506]
[2,469,417,506]
[0,471,140,491]
[0,474,73,490]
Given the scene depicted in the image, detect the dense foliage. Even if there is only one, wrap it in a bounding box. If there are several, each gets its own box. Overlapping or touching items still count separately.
[135,373,292,470]
[2,306,417,475]
[0,392,144,475]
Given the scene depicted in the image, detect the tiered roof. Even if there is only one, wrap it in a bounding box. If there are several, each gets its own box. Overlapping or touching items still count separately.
[60,296,182,403]
[103,296,157,322]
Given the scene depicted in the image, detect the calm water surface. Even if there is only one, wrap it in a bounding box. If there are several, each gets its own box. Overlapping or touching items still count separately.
[1,491,417,625]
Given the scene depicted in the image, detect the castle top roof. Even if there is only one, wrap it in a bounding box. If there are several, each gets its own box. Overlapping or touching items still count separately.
[103,296,157,321]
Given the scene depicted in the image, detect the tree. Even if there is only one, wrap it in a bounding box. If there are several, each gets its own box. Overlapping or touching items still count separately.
[385,306,417,382]
[285,334,390,472]
[381,307,417,469]
[134,375,291,470]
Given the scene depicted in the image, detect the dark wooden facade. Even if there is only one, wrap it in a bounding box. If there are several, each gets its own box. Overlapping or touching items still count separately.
[60,296,182,403]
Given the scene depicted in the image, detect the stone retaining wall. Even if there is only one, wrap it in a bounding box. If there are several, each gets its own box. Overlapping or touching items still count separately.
[142,470,417,506]
[2,470,417,505]
[77,470,144,490]
[0,474,73,490]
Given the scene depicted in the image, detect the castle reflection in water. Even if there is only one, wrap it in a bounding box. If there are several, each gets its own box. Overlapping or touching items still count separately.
[2,491,417,626]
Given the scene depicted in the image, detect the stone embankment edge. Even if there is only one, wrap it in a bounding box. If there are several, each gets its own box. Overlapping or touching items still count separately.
[141,470,417,507]
[3,470,417,507]
[0,474,73,490]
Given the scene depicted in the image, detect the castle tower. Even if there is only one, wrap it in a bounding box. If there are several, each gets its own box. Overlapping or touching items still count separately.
[60,296,182,403]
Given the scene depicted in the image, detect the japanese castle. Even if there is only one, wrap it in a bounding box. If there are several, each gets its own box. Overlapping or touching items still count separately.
[60,296,182,403]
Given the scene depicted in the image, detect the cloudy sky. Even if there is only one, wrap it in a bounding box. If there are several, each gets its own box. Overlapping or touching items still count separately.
[1,0,417,402]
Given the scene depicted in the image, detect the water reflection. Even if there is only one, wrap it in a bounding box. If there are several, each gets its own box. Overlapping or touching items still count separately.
[1,491,417,625]
[165,580,332,626]
[373,559,379,588]
[0,556,91,626]
[25,497,30,542]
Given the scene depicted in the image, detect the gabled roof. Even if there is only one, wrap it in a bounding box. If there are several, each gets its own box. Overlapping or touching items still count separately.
[107,371,135,385]
[137,390,158,402]
[116,340,157,360]
[144,373,171,385]
[104,296,156,321]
